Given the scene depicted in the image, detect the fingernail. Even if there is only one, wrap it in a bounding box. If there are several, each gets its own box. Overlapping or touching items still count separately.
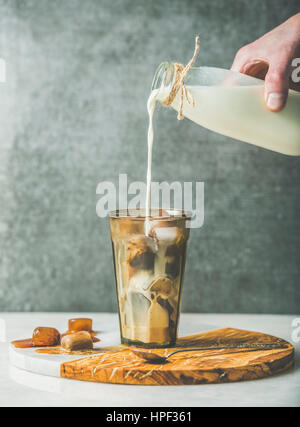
[266,93,284,111]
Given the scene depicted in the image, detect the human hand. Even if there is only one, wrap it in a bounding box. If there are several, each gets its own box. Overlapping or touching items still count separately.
[231,13,300,112]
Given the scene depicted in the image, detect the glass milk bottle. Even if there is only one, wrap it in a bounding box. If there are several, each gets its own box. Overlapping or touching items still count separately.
[151,63,300,156]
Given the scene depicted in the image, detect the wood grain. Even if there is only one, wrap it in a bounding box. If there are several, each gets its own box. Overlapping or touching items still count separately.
[60,328,294,385]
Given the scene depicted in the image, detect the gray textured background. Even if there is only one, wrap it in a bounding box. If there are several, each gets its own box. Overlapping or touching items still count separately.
[0,0,299,313]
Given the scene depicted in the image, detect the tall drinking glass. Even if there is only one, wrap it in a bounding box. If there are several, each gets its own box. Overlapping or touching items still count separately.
[109,209,191,348]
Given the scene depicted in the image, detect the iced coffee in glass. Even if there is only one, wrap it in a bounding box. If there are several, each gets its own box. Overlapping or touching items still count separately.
[109,209,191,348]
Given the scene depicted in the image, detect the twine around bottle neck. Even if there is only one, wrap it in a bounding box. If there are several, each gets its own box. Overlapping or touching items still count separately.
[162,36,200,120]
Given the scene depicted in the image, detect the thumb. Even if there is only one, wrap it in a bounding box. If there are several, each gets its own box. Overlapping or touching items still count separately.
[264,62,289,112]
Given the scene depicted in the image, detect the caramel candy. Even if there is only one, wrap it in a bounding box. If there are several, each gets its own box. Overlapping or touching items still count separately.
[68,318,93,332]
[61,331,93,351]
[32,327,60,347]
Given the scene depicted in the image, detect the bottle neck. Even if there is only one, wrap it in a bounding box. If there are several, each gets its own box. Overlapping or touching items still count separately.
[151,62,175,93]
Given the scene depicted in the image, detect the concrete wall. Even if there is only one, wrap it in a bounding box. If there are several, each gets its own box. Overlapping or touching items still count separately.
[0,0,299,313]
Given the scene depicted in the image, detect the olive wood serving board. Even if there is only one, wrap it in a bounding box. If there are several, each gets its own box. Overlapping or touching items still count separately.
[60,328,294,385]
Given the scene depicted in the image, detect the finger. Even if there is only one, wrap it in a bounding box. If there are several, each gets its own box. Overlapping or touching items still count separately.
[264,62,290,112]
[231,47,249,73]
[243,60,269,80]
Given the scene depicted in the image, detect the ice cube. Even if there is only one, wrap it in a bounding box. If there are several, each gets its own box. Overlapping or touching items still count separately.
[114,219,140,237]
[130,252,155,270]
[126,235,157,270]
[32,327,60,346]
[61,331,93,351]
[150,227,185,248]
[157,296,174,315]
[147,298,169,330]
[129,271,153,291]
[68,318,92,332]
[149,275,173,298]
[152,227,177,242]
[128,291,151,324]
[165,258,180,278]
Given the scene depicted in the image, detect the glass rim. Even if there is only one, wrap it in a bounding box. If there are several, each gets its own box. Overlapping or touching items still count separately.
[109,208,192,220]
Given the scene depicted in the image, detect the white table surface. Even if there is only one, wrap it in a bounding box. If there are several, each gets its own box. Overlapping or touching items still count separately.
[0,312,299,407]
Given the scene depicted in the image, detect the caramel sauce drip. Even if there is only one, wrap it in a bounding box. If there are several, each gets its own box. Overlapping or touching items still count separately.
[11,338,35,349]
[36,345,125,356]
